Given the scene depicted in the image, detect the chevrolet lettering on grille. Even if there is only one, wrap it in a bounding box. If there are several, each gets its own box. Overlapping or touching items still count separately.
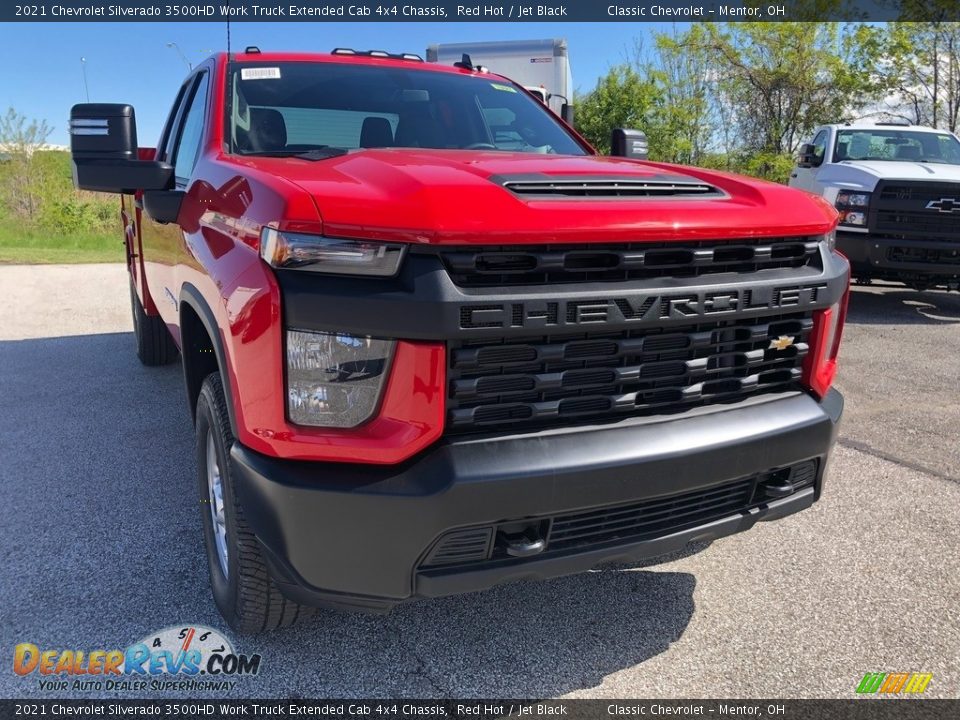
[460,283,830,330]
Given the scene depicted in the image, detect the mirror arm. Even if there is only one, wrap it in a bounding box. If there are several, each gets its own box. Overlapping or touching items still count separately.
[142,189,185,225]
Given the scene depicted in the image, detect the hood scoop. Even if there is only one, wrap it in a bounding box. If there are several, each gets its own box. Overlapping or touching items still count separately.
[497,174,722,199]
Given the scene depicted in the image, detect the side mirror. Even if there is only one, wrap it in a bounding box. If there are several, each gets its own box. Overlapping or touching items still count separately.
[797,143,822,168]
[611,128,648,159]
[70,104,173,194]
[561,103,574,126]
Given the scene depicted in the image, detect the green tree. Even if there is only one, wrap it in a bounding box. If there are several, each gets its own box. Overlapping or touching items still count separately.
[877,22,960,131]
[644,27,716,165]
[574,65,658,155]
[681,23,884,158]
[0,107,54,221]
[0,109,117,235]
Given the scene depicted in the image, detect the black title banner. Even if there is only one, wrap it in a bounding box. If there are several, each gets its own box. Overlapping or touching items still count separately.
[3,700,960,719]
[4,699,960,719]
[5,0,960,23]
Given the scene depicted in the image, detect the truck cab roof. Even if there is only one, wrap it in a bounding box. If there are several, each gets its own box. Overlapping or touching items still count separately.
[821,120,947,134]
[206,49,498,77]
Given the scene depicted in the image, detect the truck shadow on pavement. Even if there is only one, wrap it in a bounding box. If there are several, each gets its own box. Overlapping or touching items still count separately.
[847,285,960,325]
[0,331,696,699]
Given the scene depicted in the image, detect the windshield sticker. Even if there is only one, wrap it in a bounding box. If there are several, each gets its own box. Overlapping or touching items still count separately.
[490,83,517,93]
[241,67,281,80]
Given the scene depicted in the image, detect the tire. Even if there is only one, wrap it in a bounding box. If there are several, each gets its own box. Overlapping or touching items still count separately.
[130,280,178,366]
[195,372,312,633]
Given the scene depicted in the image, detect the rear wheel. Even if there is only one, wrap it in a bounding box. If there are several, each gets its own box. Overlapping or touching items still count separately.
[195,372,312,633]
[130,280,178,366]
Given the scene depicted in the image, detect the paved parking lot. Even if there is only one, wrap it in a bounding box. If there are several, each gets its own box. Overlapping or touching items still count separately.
[1,264,958,699]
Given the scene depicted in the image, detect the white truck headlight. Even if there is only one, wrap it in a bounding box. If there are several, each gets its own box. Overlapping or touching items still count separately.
[261,228,405,277]
[835,191,870,207]
[286,330,395,428]
[834,191,871,228]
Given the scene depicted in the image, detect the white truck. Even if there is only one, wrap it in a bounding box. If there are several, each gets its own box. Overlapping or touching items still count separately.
[789,121,960,291]
[426,39,573,123]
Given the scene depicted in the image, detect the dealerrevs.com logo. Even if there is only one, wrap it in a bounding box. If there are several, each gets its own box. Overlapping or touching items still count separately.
[13,625,262,693]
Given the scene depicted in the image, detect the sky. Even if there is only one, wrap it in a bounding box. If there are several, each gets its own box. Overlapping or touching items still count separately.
[0,21,678,147]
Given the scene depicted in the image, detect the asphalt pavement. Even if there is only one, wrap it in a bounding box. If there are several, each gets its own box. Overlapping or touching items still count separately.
[0,264,958,699]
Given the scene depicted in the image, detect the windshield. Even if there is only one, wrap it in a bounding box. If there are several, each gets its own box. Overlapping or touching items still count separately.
[227,61,587,157]
[834,129,960,164]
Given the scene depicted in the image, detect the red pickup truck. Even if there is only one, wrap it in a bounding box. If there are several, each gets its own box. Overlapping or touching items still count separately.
[70,48,848,633]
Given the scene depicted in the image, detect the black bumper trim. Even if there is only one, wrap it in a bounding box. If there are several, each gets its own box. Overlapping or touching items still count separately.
[416,487,814,599]
[838,231,960,277]
[230,389,842,610]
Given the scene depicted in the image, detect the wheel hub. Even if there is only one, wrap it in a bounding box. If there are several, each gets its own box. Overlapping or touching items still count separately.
[206,430,229,579]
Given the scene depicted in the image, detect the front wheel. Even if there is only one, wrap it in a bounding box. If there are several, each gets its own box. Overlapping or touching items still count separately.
[195,372,312,633]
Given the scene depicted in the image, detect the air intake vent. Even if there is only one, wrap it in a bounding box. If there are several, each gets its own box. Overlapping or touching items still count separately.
[441,238,822,287]
[501,177,720,198]
[422,528,494,567]
[548,478,756,552]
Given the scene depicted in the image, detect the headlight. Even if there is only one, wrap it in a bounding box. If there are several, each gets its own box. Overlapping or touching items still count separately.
[835,191,870,207]
[819,229,836,252]
[834,191,871,228]
[261,228,406,277]
[286,330,395,428]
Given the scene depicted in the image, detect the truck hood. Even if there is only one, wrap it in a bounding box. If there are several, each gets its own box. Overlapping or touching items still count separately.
[229,149,837,244]
[815,160,960,191]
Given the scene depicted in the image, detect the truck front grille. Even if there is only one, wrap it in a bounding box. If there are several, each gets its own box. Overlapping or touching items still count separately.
[872,181,960,240]
[441,238,820,287]
[447,313,811,432]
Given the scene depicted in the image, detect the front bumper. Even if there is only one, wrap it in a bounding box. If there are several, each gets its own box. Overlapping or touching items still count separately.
[231,388,843,611]
[838,231,960,280]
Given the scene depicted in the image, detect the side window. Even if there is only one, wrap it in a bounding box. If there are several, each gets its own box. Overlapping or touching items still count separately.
[157,82,191,163]
[811,130,828,164]
[172,73,209,183]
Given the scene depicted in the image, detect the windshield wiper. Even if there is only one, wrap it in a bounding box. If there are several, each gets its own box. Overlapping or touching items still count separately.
[237,147,348,161]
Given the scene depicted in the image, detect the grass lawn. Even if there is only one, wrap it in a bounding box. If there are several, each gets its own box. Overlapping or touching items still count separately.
[0,222,124,264]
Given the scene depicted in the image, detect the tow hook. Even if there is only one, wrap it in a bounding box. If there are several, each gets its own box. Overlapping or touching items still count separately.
[504,536,547,558]
[759,479,795,499]
[497,520,549,558]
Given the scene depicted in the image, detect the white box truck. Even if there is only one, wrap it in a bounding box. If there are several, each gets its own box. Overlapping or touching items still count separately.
[427,39,573,122]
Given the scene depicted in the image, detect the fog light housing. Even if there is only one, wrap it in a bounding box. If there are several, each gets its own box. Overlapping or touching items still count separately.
[839,211,866,227]
[286,330,395,427]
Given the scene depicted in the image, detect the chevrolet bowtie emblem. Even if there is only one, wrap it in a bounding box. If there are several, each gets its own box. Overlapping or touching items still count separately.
[926,197,960,213]
[769,335,795,351]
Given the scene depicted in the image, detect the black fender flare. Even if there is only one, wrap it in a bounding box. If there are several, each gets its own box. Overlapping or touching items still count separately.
[180,283,239,437]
